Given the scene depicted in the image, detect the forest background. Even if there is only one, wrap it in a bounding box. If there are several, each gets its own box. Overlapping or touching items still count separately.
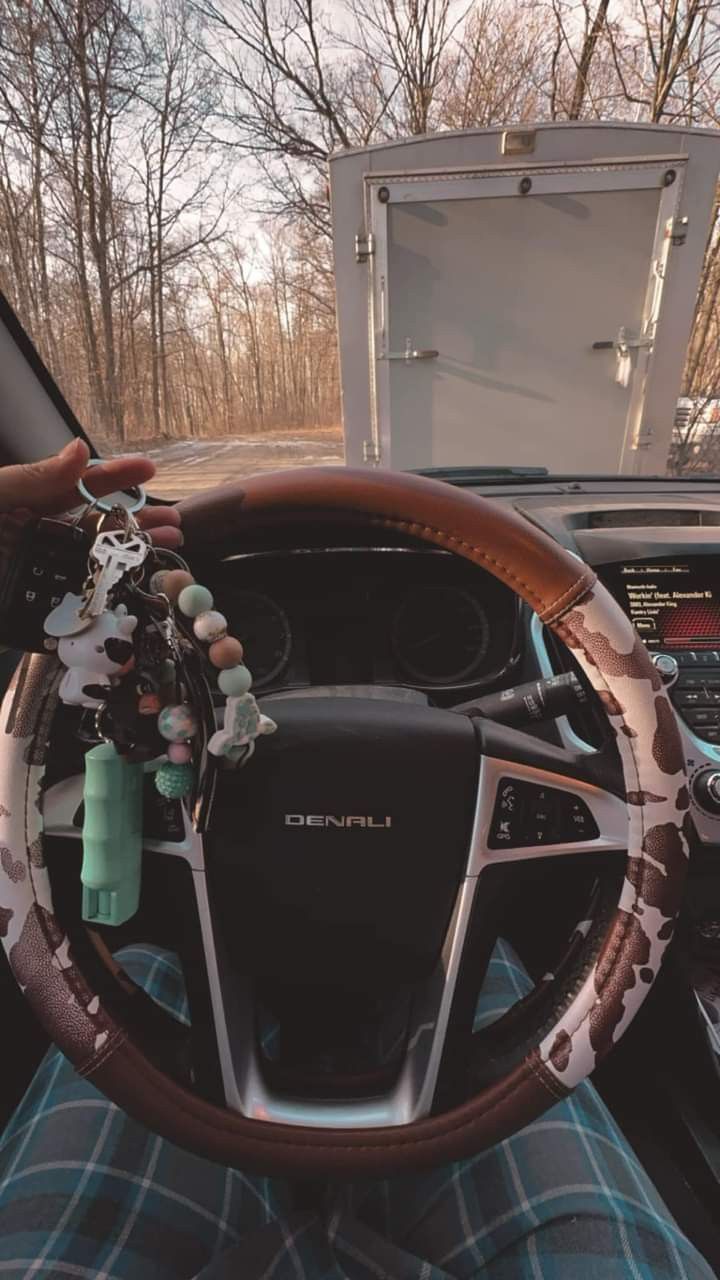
[0,0,719,471]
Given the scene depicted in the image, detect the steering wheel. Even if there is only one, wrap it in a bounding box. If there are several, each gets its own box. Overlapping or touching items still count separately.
[0,468,689,1177]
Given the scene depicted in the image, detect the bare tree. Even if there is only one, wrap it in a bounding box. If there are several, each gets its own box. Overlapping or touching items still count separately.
[136,0,224,438]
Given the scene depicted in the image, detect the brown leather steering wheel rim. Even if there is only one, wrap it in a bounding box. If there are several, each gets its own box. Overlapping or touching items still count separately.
[0,467,689,1176]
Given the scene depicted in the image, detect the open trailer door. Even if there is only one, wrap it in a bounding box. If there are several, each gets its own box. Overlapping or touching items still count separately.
[330,124,720,474]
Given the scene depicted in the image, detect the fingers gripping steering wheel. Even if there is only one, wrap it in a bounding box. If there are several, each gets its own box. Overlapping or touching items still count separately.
[0,469,689,1177]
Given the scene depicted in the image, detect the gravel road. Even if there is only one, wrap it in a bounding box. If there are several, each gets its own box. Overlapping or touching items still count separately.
[111,431,344,501]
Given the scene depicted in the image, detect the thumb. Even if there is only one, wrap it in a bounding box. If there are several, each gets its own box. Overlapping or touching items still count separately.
[0,438,90,514]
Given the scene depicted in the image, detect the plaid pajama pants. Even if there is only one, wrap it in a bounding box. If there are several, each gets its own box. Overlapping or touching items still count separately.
[0,940,714,1280]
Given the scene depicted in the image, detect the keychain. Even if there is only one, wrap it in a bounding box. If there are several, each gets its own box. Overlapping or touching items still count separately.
[42,468,278,927]
[47,602,137,708]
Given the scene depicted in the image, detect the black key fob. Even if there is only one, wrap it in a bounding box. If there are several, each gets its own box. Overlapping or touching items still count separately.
[0,513,91,653]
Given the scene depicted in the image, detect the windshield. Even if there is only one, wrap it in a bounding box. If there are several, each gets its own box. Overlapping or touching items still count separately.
[0,0,718,493]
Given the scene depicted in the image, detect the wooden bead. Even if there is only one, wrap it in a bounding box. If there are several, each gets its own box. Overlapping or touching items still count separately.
[151,569,194,602]
[209,636,244,669]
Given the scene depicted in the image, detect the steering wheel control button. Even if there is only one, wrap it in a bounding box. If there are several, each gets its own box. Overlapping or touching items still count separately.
[488,778,598,849]
[491,780,525,843]
[652,653,679,685]
[524,787,556,845]
[692,768,720,815]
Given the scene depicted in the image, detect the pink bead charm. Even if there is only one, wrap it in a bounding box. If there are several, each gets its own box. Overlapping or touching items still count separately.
[168,741,192,764]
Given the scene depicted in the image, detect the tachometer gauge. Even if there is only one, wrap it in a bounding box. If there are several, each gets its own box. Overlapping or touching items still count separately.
[228,590,292,687]
[392,585,490,685]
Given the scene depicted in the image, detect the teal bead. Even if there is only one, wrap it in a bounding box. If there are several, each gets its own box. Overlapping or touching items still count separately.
[155,762,194,799]
[218,664,252,696]
[178,584,214,618]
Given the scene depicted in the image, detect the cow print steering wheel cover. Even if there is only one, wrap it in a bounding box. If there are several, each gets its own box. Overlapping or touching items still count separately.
[0,468,689,1175]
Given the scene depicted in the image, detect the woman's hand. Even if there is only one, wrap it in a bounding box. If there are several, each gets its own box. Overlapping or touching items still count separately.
[0,438,182,549]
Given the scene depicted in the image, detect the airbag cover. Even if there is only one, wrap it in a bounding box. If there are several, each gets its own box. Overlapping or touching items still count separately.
[206,697,479,991]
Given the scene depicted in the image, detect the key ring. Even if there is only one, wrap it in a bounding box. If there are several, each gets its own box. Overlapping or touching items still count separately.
[76,458,147,515]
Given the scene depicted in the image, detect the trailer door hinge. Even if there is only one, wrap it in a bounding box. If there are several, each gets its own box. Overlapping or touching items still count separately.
[355,232,374,263]
[667,216,688,247]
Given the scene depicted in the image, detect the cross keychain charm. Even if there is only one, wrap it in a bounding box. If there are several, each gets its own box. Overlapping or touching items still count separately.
[81,528,149,619]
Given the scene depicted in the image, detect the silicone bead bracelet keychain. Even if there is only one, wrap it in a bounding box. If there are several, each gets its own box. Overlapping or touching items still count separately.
[149,568,276,797]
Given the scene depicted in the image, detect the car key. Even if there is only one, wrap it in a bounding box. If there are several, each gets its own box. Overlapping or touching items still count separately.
[0,513,92,653]
[82,530,149,619]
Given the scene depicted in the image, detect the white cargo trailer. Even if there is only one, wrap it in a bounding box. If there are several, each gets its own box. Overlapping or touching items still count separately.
[329,122,720,475]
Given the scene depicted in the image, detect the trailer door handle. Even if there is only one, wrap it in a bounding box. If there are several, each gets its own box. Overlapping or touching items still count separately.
[382,337,439,362]
[591,327,653,353]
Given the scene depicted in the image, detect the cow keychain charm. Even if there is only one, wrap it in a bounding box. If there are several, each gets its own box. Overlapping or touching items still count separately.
[46,504,148,708]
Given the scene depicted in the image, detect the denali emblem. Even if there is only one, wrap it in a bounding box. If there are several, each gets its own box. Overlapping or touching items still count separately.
[285,814,392,829]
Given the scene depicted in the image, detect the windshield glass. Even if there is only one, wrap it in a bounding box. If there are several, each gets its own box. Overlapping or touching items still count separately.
[0,0,718,492]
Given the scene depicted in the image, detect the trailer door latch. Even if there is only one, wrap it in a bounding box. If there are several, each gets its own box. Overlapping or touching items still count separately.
[592,326,653,386]
[382,337,439,362]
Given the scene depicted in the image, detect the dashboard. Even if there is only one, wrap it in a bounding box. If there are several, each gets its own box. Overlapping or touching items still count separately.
[598,558,720,745]
[188,474,720,845]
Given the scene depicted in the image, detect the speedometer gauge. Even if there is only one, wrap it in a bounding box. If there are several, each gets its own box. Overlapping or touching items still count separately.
[228,590,292,686]
[392,585,490,685]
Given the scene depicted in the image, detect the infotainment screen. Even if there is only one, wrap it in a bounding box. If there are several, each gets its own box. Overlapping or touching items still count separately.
[613,562,720,650]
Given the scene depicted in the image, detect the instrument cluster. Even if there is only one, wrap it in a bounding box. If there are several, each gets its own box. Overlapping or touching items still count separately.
[204,548,519,698]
